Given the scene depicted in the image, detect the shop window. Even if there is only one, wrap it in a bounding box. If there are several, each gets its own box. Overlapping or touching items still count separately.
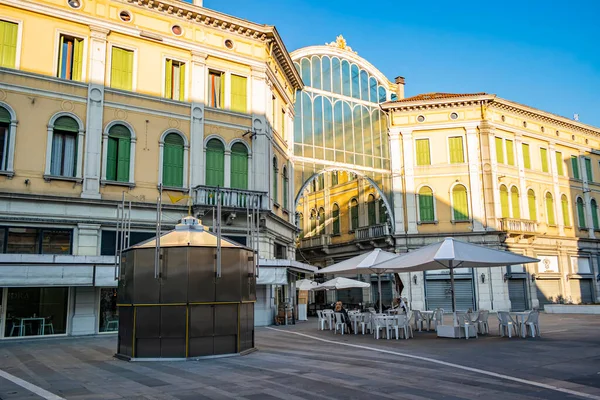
[4,287,69,337]
[99,288,118,332]
[1,227,72,254]
[100,230,155,255]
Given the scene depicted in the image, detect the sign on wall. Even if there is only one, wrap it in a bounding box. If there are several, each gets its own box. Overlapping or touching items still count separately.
[537,255,559,273]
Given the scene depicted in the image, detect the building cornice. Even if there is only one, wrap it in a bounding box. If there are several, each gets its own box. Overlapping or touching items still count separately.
[381,94,496,112]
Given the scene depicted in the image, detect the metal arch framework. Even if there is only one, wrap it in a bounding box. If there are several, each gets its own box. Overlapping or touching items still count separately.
[293,166,395,234]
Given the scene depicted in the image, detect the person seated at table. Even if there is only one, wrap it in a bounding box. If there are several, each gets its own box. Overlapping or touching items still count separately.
[391,297,408,313]
[334,301,353,333]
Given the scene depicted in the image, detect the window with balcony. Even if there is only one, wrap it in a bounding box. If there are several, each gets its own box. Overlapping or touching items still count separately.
[571,156,580,179]
[576,197,586,228]
[50,116,79,178]
[448,136,464,164]
[367,194,376,226]
[205,138,224,187]
[230,142,248,190]
[208,70,224,108]
[0,227,72,254]
[452,184,469,221]
[415,139,430,166]
[0,20,18,69]
[561,194,571,227]
[332,203,340,234]
[545,192,555,225]
[511,186,520,219]
[57,35,83,81]
[528,189,537,221]
[500,185,509,218]
[350,198,359,230]
[522,143,531,169]
[162,133,184,187]
[418,186,434,222]
[165,59,185,101]
[540,148,549,173]
[230,74,247,113]
[105,124,131,183]
[110,47,133,91]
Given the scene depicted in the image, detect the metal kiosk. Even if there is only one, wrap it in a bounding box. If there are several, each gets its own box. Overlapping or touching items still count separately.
[116,216,256,360]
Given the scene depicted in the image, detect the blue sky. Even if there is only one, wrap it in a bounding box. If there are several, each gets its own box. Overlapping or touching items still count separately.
[206,0,600,128]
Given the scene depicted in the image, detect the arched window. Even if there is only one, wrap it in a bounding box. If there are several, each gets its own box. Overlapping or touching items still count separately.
[300,58,311,87]
[592,199,599,230]
[282,166,289,209]
[369,77,378,103]
[318,207,325,235]
[545,192,555,225]
[310,209,317,236]
[50,116,79,177]
[418,186,434,222]
[163,133,184,187]
[205,138,224,187]
[511,187,520,219]
[0,105,14,172]
[367,194,376,226]
[360,70,369,101]
[378,198,387,224]
[341,60,351,97]
[331,57,341,94]
[560,194,570,227]
[378,86,387,103]
[332,203,340,234]
[230,142,248,190]
[321,56,331,92]
[272,157,278,203]
[500,185,509,218]
[106,124,131,182]
[452,185,469,221]
[331,171,339,186]
[311,56,321,90]
[313,96,323,149]
[350,198,359,230]
[576,197,586,228]
[351,64,360,99]
[528,189,537,221]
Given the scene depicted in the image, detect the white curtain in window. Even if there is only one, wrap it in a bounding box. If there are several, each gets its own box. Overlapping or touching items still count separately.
[211,73,221,106]
[63,134,76,177]
[50,134,64,176]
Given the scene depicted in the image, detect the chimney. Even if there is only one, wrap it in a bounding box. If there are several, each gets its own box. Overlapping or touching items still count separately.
[394,76,405,99]
[193,0,203,6]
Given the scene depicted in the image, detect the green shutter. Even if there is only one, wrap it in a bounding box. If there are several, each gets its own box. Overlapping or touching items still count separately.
[528,190,536,221]
[571,156,580,179]
[448,137,464,163]
[495,137,504,164]
[117,137,130,182]
[452,185,469,221]
[0,106,10,124]
[540,148,548,173]
[54,116,79,132]
[585,158,593,182]
[555,151,564,176]
[368,198,376,225]
[0,20,18,69]
[511,188,520,219]
[332,206,340,234]
[591,200,599,230]
[415,139,430,166]
[522,144,531,169]
[231,75,247,113]
[106,137,118,181]
[351,201,359,230]
[230,142,248,189]
[577,198,586,228]
[506,140,514,166]
[419,187,434,222]
[178,62,185,101]
[546,194,555,225]
[500,186,509,218]
[561,196,570,227]
[205,139,224,187]
[165,59,172,99]
[72,37,83,81]
[163,133,184,187]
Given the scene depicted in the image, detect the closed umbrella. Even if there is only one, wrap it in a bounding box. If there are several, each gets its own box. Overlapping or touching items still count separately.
[371,237,539,312]
[317,248,398,313]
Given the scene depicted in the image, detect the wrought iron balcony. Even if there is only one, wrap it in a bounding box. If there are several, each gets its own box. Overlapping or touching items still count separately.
[355,223,391,240]
[193,185,269,210]
[498,218,537,236]
[299,234,331,249]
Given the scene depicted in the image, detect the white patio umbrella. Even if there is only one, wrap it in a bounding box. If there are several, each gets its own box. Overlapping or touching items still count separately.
[316,248,398,313]
[312,277,370,291]
[295,278,318,291]
[371,237,539,312]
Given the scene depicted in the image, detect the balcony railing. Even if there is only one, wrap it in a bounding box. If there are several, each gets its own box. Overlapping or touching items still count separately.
[355,223,391,240]
[299,234,331,249]
[498,218,537,235]
[193,185,269,210]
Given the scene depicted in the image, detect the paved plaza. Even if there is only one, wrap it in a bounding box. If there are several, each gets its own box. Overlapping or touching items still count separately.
[0,313,599,400]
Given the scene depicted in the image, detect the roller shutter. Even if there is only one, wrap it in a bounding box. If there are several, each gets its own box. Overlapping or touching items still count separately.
[508,279,528,311]
[425,277,475,312]
[570,279,593,304]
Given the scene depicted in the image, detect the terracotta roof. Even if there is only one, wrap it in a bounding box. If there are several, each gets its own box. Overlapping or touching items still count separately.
[392,92,488,103]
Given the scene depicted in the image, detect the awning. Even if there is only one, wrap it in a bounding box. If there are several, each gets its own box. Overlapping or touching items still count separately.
[258,258,318,273]
[256,259,318,285]
[256,267,288,285]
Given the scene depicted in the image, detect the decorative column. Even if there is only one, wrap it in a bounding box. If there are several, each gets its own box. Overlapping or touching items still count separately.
[190,51,207,187]
[465,125,485,231]
[389,128,405,233]
[400,129,418,234]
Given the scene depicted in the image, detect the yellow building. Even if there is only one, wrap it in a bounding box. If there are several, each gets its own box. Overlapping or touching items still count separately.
[0,0,307,338]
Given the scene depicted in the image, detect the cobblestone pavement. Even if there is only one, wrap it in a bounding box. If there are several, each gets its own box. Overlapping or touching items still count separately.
[1,313,599,400]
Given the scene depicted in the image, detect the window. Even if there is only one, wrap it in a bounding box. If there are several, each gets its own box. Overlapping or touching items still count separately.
[561,195,570,227]
[0,227,72,254]
[378,199,387,224]
[281,109,285,137]
[162,133,184,187]
[165,59,185,101]
[310,209,316,236]
[505,139,514,166]
[99,288,118,333]
[528,189,536,221]
[205,138,224,187]
[571,156,580,179]
[208,70,224,108]
[230,142,248,190]
[540,148,548,173]
[106,124,131,182]
[282,166,289,209]
[511,187,520,219]
[545,192,555,225]
[110,47,133,91]
[522,144,531,169]
[0,20,18,68]
[274,243,286,259]
[298,213,304,239]
[576,197,586,228]
[50,116,79,177]
[350,199,359,230]
[555,151,564,176]
[57,35,83,81]
[0,105,12,171]
[495,137,504,164]
[452,185,469,221]
[4,287,69,337]
[415,139,430,166]
[500,185,509,218]
[332,203,340,234]
[100,230,155,255]
[230,74,247,113]
[367,194,376,226]
[585,158,593,182]
[331,171,339,186]
[318,207,325,235]
[591,199,599,230]
[272,157,278,204]
[448,137,464,163]
[418,186,434,222]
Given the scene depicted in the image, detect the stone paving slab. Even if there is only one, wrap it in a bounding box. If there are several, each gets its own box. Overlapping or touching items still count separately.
[0,313,599,399]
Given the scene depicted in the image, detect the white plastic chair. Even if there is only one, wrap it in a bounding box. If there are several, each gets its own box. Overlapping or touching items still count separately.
[373,315,388,339]
[477,310,489,334]
[432,308,444,329]
[396,314,413,339]
[360,313,372,335]
[317,310,328,330]
[456,312,477,340]
[522,310,541,338]
[322,310,334,330]
[334,312,346,335]
[497,311,517,338]
[413,310,427,332]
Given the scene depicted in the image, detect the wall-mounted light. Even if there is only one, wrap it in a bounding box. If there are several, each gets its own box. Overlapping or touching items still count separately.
[531,273,537,282]
[24,179,30,186]
[503,273,509,282]
[480,273,485,284]
[413,275,418,285]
